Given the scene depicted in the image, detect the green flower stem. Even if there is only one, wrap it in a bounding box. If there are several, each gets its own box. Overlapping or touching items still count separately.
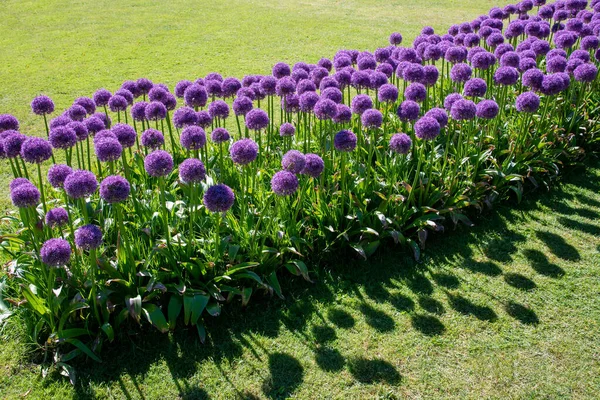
[158,177,171,247]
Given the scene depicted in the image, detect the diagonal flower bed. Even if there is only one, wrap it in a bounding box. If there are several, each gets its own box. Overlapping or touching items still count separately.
[1,0,600,379]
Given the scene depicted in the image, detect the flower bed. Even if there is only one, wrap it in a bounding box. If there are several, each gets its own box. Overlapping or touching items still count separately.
[1,0,599,378]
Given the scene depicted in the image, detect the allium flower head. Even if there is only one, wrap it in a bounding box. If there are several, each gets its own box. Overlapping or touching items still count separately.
[21,137,53,164]
[49,126,77,149]
[516,91,541,112]
[93,89,112,107]
[31,95,55,115]
[275,77,296,97]
[464,78,487,97]
[94,129,117,143]
[271,171,299,196]
[222,78,242,98]
[314,99,337,120]
[0,114,19,132]
[3,132,27,158]
[47,164,73,188]
[140,128,164,149]
[136,78,154,95]
[334,104,352,123]
[361,109,383,128]
[573,63,598,82]
[121,80,141,98]
[279,123,296,137]
[321,87,343,103]
[260,76,277,95]
[414,116,441,140]
[100,175,130,203]
[450,63,473,82]
[95,138,122,162]
[389,32,403,45]
[299,91,320,113]
[494,66,520,85]
[476,100,500,119]
[403,63,425,82]
[175,80,194,98]
[232,96,253,116]
[424,107,449,128]
[64,170,98,199]
[211,127,230,143]
[208,100,230,119]
[203,184,235,212]
[50,115,72,129]
[230,138,258,165]
[272,62,291,79]
[145,101,167,121]
[301,153,324,178]
[179,158,206,183]
[180,126,206,150]
[184,84,208,108]
[40,238,71,267]
[378,84,399,103]
[67,121,89,141]
[397,100,420,121]
[144,150,173,177]
[281,150,306,174]
[444,93,463,112]
[389,133,412,154]
[334,130,357,152]
[450,99,477,120]
[130,102,148,122]
[405,83,427,102]
[204,79,223,97]
[351,94,373,115]
[245,109,269,130]
[45,207,69,228]
[522,68,545,90]
[445,46,468,63]
[75,224,102,250]
[10,183,40,208]
[196,110,213,128]
[9,177,32,191]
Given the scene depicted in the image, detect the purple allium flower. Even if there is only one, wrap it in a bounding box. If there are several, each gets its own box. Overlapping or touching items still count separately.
[115,89,134,105]
[414,116,441,140]
[175,80,194,98]
[334,130,357,152]
[121,80,141,98]
[40,238,71,267]
[322,87,343,104]
[566,58,584,75]
[272,62,291,79]
[519,57,538,72]
[389,133,412,154]
[374,48,391,63]
[111,123,136,148]
[571,49,591,63]
[279,123,296,137]
[220,77,241,98]
[450,63,473,82]
[443,93,463,112]
[207,100,230,119]
[334,56,352,70]
[136,78,154,95]
[145,101,167,121]
[231,96,252,117]
[351,94,373,115]
[471,51,497,70]
[107,95,127,113]
[554,31,577,48]
[93,129,116,143]
[445,46,469,65]
[463,78,487,98]
[361,109,383,128]
[93,89,112,107]
[547,56,567,73]
[67,121,89,142]
[95,138,122,162]
[516,91,541,112]
[390,32,403,45]
[196,111,213,128]
[178,158,206,184]
[464,33,481,48]
[83,116,106,135]
[271,171,299,196]
[206,128,228,144]
[229,138,258,165]
[334,104,352,123]
[75,224,102,250]
[310,67,330,87]
[100,175,130,203]
[404,83,427,103]
[9,177,31,191]
[20,137,53,164]
[500,51,521,68]
[47,164,73,188]
[350,70,371,89]
[301,153,324,178]
[203,184,235,212]
[3,132,27,158]
[542,73,567,95]
[314,99,338,120]
[275,77,296,97]
[131,102,148,121]
[245,109,269,130]
[31,95,55,115]
[259,75,277,95]
[422,65,439,87]
[64,170,97,199]
[0,114,18,133]
[450,99,477,120]
[164,93,177,111]
[522,68,545,90]
[357,56,377,71]
[581,35,599,50]
[49,126,77,149]
[140,128,164,149]
[402,63,424,83]
[397,100,420,121]
[281,150,306,174]
[476,99,499,119]
[297,79,317,95]
[144,150,173,177]
[376,62,394,78]
[298,91,318,113]
[378,84,399,103]
[10,183,40,208]
[172,107,197,128]
[205,73,223,82]
[574,63,598,82]
[45,207,68,228]
[425,107,449,128]
[180,126,206,150]
[494,66,520,85]
[184,84,208,108]
[204,79,223,98]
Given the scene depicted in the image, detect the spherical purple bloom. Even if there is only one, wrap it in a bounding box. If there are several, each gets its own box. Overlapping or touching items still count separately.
[10,183,40,208]
[500,51,521,68]
[519,57,538,73]
[414,117,441,140]
[141,129,165,149]
[136,78,154,95]
[40,238,71,267]
[45,207,69,228]
[463,78,487,98]
[64,170,98,199]
[94,130,117,144]
[145,101,167,121]
[320,87,342,105]
[100,175,130,203]
[301,153,324,178]
[95,138,122,162]
[93,89,112,107]
[259,76,277,95]
[476,100,500,119]
[75,224,102,250]
[49,115,71,130]
[31,95,55,115]
[523,68,545,90]
[402,63,424,82]
[203,184,235,213]
[180,126,206,150]
[450,63,473,82]
[3,132,27,158]
[390,32,403,45]
[404,83,427,103]
[47,164,73,189]
[106,95,127,113]
[334,130,357,152]
[49,126,77,149]
[516,91,541,113]
[581,35,599,50]
[279,123,296,137]
[184,84,208,108]
[230,138,258,165]
[121,80,141,98]
[9,177,32,191]
[175,80,194,98]
[566,58,585,75]
[554,31,577,48]
[114,89,134,107]
[20,137,53,164]
[422,65,439,87]
[204,79,223,98]
[471,51,497,70]
[445,46,468,63]
[219,77,241,98]
[450,99,477,120]
[271,171,299,196]
[351,94,373,115]
[272,62,291,79]
[397,100,420,122]
[494,66,520,85]
[208,100,230,119]
[297,79,316,95]
[542,73,567,95]
[376,62,394,78]
[377,84,399,103]
[67,121,89,142]
[547,56,567,73]
[573,63,598,82]
[111,123,136,148]
[314,99,337,120]
[130,102,148,122]
[389,133,412,154]
[196,111,213,128]
[281,150,306,174]
[424,108,449,128]
[144,150,173,177]
[350,70,371,89]
[178,158,206,184]
[173,107,198,128]
[231,96,253,117]
[333,104,352,123]
[361,109,383,129]
[245,109,269,130]
[206,129,228,145]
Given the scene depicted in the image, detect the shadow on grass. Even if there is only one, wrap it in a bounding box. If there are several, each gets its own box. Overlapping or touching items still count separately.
[347,357,401,384]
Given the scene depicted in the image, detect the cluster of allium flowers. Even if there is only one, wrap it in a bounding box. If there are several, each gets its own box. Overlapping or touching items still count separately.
[115,89,134,105]
[414,117,441,140]
[45,207,69,228]
[179,158,206,183]
[100,175,130,203]
[95,138,122,162]
[203,184,235,212]
[245,109,269,130]
[47,164,73,188]
[389,133,412,154]
[10,182,40,208]
[64,170,98,199]
[40,238,71,267]
[279,123,296,137]
[144,150,173,177]
[49,126,77,149]
[75,224,103,250]
[334,130,357,152]
[476,100,500,119]
[211,128,230,143]
[516,91,541,113]
[21,137,53,164]
[141,129,165,149]
[180,126,206,150]
[230,138,258,165]
[271,171,299,196]
[31,95,55,115]
[281,150,306,174]
[301,153,324,178]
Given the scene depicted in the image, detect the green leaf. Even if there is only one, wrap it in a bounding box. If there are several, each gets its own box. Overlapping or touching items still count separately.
[196,321,206,344]
[363,240,380,258]
[58,301,89,332]
[184,294,209,326]
[100,323,114,342]
[206,302,221,317]
[266,272,284,299]
[167,295,182,329]
[407,239,421,262]
[65,338,101,362]
[351,244,367,260]
[285,260,313,282]
[241,287,252,307]
[233,271,264,286]
[227,261,260,275]
[56,328,90,341]
[20,284,50,317]
[142,304,169,333]
[57,362,76,385]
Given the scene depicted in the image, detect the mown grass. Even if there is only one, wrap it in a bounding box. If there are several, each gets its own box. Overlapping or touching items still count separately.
[2,158,599,398]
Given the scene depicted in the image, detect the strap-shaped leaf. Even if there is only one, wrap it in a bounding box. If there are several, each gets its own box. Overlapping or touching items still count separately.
[142,304,169,333]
